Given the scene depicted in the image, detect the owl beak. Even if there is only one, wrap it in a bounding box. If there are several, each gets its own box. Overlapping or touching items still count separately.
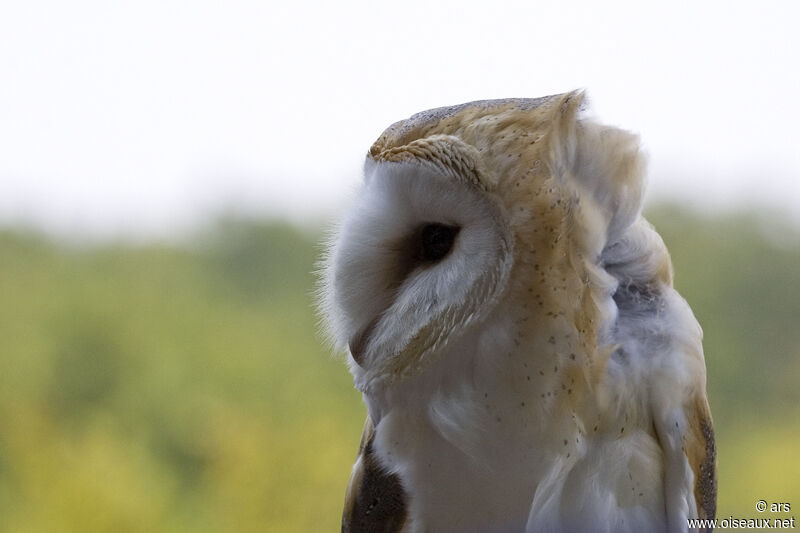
[349,318,379,368]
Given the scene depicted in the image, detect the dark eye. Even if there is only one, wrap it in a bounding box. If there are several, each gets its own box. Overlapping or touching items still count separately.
[420,223,459,262]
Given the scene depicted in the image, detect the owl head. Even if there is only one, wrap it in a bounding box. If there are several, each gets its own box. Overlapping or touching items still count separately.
[320,91,647,395]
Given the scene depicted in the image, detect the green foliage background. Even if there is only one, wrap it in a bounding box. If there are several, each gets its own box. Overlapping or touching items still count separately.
[0,206,798,531]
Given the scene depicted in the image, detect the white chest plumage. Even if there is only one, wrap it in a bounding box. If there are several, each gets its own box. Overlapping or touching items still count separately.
[365,283,698,533]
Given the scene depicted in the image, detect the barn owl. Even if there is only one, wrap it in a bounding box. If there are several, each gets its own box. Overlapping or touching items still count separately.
[320,91,716,533]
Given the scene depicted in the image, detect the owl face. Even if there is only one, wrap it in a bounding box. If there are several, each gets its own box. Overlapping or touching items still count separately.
[325,156,514,390]
[321,91,645,394]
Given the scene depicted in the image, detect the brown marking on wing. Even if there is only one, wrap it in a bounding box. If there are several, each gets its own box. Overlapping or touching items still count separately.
[686,395,717,525]
[342,416,408,533]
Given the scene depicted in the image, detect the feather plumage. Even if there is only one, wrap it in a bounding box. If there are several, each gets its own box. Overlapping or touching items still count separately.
[324,91,716,533]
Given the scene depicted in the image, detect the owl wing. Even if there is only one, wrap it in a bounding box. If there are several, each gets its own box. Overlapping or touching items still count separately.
[342,416,408,533]
[604,219,716,531]
[686,394,717,524]
[653,385,717,532]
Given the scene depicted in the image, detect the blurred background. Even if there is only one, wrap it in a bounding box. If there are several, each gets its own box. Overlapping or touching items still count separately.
[1,1,798,531]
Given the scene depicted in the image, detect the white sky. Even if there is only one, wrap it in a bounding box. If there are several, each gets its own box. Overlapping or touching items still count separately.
[1,0,798,239]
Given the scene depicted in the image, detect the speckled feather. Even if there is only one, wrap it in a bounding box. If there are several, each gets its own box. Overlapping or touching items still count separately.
[322,91,716,533]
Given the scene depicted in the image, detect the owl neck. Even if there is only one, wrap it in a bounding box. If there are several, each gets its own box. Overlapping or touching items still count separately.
[362,303,598,532]
[364,299,595,466]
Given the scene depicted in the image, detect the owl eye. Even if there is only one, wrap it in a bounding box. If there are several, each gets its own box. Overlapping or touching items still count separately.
[420,223,459,262]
